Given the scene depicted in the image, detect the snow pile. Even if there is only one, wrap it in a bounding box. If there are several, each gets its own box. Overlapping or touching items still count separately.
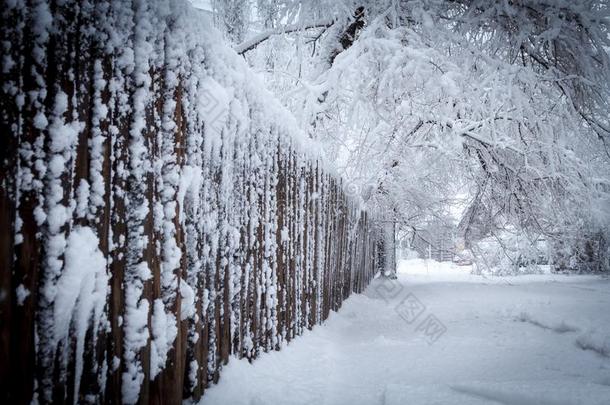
[575,331,610,358]
[517,311,579,334]
[517,309,610,358]
[397,258,474,282]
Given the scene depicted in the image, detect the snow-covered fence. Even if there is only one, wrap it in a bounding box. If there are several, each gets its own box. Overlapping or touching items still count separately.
[0,1,380,403]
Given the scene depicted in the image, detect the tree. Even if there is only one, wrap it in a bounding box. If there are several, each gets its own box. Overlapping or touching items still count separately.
[231,0,610,272]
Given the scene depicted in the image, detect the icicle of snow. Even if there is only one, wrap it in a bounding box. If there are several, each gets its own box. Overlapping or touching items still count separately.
[53,226,108,404]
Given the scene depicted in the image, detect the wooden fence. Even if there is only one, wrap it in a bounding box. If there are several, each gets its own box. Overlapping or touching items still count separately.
[0,1,380,403]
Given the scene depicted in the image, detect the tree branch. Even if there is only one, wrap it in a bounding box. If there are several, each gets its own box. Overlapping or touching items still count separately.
[235,20,335,55]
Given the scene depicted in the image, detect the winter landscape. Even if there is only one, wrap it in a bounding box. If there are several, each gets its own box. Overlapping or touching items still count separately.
[1,0,609,404]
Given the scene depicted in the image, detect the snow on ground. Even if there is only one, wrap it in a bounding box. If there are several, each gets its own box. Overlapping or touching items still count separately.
[200,259,610,405]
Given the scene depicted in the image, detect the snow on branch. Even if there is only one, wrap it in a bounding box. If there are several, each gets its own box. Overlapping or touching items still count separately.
[235,20,335,55]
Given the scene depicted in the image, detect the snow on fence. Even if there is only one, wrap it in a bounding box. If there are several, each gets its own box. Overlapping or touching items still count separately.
[0,1,380,403]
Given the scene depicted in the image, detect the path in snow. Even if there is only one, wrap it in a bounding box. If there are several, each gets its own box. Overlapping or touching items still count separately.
[201,259,610,405]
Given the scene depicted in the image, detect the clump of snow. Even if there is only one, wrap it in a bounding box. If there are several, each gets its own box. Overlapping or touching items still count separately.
[150,299,178,379]
[15,284,30,306]
[180,281,196,321]
[122,283,150,405]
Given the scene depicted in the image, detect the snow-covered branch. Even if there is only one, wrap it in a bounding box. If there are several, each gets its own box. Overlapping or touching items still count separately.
[235,20,334,55]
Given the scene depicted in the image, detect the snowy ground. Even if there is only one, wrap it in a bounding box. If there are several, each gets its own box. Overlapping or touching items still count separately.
[200,259,610,405]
